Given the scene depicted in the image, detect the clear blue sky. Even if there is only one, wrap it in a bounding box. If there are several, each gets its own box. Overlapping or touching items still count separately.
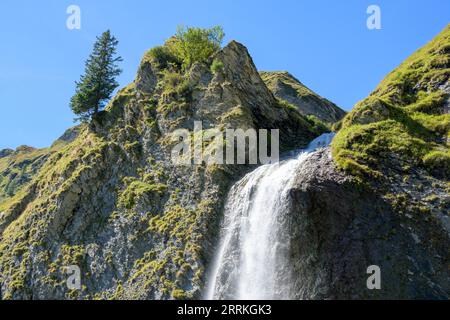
[0,0,448,149]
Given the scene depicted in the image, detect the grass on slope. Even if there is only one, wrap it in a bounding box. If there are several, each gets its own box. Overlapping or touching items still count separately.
[332,24,450,179]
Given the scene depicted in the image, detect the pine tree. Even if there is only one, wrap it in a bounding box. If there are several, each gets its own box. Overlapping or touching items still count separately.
[70,30,122,122]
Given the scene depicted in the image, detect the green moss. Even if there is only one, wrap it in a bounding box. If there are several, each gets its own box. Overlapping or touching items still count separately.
[124,141,142,155]
[333,119,430,176]
[160,70,192,101]
[103,82,136,121]
[118,179,167,209]
[0,127,114,298]
[306,115,331,133]
[58,244,86,266]
[406,90,447,113]
[172,288,189,299]
[410,112,450,135]
[371,25,450,103]
[0,132,82,203]
[124,200,215,299]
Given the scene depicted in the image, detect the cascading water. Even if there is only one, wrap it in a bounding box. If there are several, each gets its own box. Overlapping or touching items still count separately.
[205,133,335,300]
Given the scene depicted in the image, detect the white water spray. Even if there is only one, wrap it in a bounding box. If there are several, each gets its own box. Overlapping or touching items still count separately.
[205,133,334,300]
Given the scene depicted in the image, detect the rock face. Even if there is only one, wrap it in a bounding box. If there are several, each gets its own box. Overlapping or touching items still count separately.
[285,24,450,299]
[260,71,346,123]
[287,148,449,299]
[0,40,326,300]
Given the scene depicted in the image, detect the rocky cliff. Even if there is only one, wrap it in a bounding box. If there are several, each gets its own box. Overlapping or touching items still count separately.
[0,40,326,299]
[284,24,450,299]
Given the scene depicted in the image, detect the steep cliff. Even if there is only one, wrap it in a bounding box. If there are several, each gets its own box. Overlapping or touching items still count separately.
[0,40,326,299]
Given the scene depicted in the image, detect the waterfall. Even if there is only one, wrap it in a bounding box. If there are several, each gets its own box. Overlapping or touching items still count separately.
[205,133,335,300]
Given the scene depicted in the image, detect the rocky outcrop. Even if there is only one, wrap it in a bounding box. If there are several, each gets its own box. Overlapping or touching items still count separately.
[287,148,450,299]
[260,71,346,123]
[0,40,326,300]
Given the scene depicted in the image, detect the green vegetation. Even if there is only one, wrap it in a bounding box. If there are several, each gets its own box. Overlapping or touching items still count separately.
[210,58,224,74]
[144,26,224,72]
[134,26,226,121]
[306,115,330,133]
[0,125,84,206]
[0,128,112,299]
[146,45,181,69]
[276,98,330,136]
[70,30,123,122]
[122,201,214,299]
[118,178,167,209]
[161,70,191,98]
[0,147,47,203]
[169,25,224,70]
[332,24,450,179]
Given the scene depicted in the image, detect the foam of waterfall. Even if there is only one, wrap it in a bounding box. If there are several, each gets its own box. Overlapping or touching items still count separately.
[205,133,335,300]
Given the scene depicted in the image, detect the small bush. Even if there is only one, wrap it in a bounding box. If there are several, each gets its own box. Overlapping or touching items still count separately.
[162,70,183,89]
[161,70,191,100]
[210,58,224,74]
[176,80,191,97]
[147,45,180,69]
[167,25,225,70]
